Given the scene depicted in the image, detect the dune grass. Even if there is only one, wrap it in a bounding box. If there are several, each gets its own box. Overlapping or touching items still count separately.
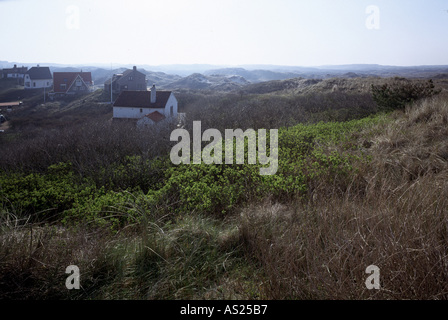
[1,85,448,299]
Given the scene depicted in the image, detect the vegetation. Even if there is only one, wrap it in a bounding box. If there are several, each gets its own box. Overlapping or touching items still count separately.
[1,77,448,299]
[371,78,441,112]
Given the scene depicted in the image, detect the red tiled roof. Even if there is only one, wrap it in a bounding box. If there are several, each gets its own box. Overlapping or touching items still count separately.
[0,101,21,107]
[53,72,92,93]
[144,111,166,122]
[113,90,172,109]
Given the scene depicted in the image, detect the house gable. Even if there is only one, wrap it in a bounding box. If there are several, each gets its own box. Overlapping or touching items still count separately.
[145,111,166,122]
[105,66,147,93]
[53,72,92,93]
[116,67,147,91]
[66,74,91,93]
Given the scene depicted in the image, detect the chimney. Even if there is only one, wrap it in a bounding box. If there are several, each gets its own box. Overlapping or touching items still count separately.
[133,66,137,71]
[151,84,156,103]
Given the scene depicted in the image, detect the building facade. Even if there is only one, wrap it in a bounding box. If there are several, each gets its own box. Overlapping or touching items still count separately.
[104,66,147,95]
[1,64,28,84]
[53,72,93,96]
[113,85,178,121]
[24,66,53,89]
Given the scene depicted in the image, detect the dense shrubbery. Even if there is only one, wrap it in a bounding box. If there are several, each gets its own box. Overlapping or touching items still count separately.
[2,79,447,300]
[0,88,381,225]
[1,116,381,227]
[179,90,377,132]
[371,78,441,112]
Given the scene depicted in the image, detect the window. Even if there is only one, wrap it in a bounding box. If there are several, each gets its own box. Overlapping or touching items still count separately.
[76,80,82,86]
[129,76,133,81]
[60,84,67,90]
[33,82,36,87]
[170,106,173,116]
[140,108,143,113]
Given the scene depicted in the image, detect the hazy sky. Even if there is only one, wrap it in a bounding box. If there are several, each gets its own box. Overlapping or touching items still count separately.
[1,0,447,67]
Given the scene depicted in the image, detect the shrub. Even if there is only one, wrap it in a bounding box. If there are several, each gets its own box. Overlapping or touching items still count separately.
[371,78,440,112]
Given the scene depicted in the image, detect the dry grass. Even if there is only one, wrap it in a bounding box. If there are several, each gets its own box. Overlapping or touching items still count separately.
[0,218,122,299]
[2,92,448,300]
[239,95,448,299]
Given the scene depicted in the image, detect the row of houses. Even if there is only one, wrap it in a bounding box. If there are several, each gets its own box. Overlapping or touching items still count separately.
[1,64,150,97]
[1,64,179,126]
[1,64,93,96]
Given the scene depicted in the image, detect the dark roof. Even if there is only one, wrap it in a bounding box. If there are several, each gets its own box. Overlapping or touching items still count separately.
[2,65,27,74]
[144,111,166,122]
[113,90,172,109]
[26,66,52,80]
[105,67,145,85]
[53,72,92,93]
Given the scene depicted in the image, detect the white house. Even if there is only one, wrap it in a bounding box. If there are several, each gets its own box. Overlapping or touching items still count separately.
[113,84,178,123]
[24,65,53,89]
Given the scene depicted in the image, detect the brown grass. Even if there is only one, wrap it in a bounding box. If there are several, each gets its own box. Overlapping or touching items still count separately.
[0,219,122,299]
[2,90,448,300]
[239,96,448,299]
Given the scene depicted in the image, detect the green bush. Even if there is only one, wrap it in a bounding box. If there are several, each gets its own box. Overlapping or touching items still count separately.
[0,162,96,221]
[371,79,440,112]
[0,162,149,229]
[147,117,380,215]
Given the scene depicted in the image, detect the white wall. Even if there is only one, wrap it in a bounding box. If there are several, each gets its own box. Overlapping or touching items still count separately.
[163,94,178,117]
[24,75,53,89]
[113,107,159,119]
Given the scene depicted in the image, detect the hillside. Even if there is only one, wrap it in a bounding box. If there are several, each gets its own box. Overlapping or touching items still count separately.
[0,88,112,133]
[1,74,448,300]
[240,76,448,95]
[165,72,250,91]
[2,92,448,299]
[8,62,448,91]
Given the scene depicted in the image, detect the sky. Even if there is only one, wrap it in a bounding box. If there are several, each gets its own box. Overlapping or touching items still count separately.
[1,0,448,67]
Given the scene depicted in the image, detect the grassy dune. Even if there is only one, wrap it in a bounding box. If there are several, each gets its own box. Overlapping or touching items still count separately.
[1,79,448,299]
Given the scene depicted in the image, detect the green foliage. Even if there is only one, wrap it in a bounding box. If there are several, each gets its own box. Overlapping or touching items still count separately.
[148,117,380,215]
[0,162,149,230]
[0,162,96,221]
[1,113,382,223]
[371,79,440,112]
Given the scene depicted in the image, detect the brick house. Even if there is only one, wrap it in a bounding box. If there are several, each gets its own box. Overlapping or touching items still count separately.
[52,71,93,96]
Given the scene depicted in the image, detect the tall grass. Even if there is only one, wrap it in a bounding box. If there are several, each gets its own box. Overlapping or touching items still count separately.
[2,87,448,300]
[239,96,448,299]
